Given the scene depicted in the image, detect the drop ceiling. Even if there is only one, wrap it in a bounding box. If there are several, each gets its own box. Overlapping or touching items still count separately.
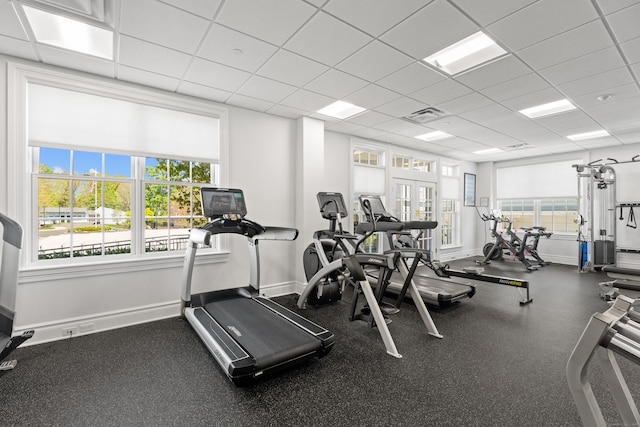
[1,0,639,162]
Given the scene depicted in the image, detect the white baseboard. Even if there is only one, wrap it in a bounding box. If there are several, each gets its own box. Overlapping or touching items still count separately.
[259,281,302,297]
[16,282,303,347]
[16,302,181,346]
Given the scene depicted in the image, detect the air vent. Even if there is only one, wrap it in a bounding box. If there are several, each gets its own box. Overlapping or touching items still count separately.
[402,107,448,124]
[505,142,534,150]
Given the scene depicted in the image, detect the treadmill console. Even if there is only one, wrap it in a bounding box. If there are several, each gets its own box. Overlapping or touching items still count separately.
[201,188,247,220]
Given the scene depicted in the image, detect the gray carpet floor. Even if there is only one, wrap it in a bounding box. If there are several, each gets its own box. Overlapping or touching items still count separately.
[1,257,637,426]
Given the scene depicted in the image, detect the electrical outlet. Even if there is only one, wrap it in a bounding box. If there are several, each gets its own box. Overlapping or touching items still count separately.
[62,326,78,338]
[78,323,94,333]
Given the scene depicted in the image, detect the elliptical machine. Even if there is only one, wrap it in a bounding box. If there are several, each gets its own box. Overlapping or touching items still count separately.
[302,192,357,306]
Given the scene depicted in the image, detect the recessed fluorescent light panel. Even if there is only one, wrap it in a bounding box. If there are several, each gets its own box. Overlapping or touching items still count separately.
[519,99,576,119]
[317,101,367,119]
[474,148,503,155]
[415,131,451,141]
[423,31,507,75]
[567,130,610,141]
[22,5,114,59]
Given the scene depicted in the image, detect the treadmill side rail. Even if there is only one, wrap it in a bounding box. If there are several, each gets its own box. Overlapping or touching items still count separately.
[255,296,335,353]
[185,307,254,379]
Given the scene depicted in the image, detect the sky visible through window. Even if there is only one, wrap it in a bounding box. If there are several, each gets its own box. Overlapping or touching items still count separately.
[41,147,136,177]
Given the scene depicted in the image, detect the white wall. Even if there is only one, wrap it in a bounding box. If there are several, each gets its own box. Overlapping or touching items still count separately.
[0,55,305,344]
[7,53,637,345]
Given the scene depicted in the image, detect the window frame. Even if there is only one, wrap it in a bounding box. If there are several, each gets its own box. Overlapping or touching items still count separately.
[8,62,229,276]
[497,197,578,234]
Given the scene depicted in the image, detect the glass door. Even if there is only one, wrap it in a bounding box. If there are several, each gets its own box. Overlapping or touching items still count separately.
[392,179,436,252]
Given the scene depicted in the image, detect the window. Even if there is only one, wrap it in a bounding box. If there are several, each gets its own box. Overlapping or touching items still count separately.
[392,155,410,169]
[353,149,381,166]
[497,198,578,233]
[498,199,535,230]
[441,199,458,246]
[412,159,433,173]
[541,198,578,233]
[9,63,228,269]
[34,148,217,261]
[353,144,386,253]
[441,164,459,177]
[391,155,433,172]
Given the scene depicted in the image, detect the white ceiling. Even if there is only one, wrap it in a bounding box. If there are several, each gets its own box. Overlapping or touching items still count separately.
[1,0,639,162]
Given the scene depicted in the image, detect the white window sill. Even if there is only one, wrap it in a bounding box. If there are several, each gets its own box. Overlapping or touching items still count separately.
[441,244,463,250]
[19,251,229,284]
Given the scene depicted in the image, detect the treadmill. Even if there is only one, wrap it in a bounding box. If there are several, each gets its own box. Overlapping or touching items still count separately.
[0,213,34,371]
[358,195,476,307]
[181,188,334,383]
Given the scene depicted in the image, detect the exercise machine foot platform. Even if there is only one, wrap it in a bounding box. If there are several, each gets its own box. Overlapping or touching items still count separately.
[0,213,34,371]
[181,188,333,383]
[567,295,640,426]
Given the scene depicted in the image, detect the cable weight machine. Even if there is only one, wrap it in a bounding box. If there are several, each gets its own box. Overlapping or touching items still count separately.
[573,160,617,272]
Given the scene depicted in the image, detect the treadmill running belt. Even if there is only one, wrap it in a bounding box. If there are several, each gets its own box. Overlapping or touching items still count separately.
[205,298,321,370]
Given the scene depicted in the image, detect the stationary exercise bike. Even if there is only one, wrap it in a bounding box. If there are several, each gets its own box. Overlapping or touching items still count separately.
[478,211,551,271]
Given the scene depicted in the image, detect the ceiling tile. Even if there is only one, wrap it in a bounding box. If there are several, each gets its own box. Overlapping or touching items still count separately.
[264,104,310,119]
[162,0,222,19]
[304,69,369,99]
[488,0,599,51]
[117,66,179,92]
[325,121,367,134]
[257,50,328,87]
[343,84,401,109]
[517,20,613,70]
[460,103,513,123]
[439,93,494,115]
[0,1,29,39]
[306,0,328,7]
[372,118,415,133]
[376,62,446,95]
[120,0,210,54]
[538,46,625,86]
[345,111,393,127]
[216,0,316,46]
[606,3,640,43]
[280,89,335,112]
[225,94,274,112]
[184,58,251,92]
[236,75,297,103]
[119,36,192,78]
[595,0,640,15]
[410,79,472,106]
[500,87,567,111]
[576,139,622,150]
[455,55,530,91]
[380,0,477,59]
[581,93,640,116]
[572,83,640,109]
[480,73,550,102]
[323,0,429,37]
[620,36,640,64]
[198,25,278,72]
[556,67,634,99]
[285,11,372,66]
[335,41,414,82]
[351,127,387,139]
[451,0,537,26]
[176,81,232,103]
[374,97,427,117]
